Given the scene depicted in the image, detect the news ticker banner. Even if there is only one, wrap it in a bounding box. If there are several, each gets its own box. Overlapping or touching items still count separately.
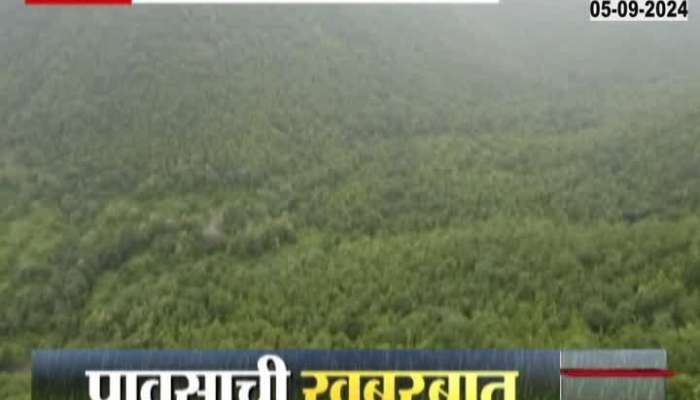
[25,0,498,5]
[32,349,674,400]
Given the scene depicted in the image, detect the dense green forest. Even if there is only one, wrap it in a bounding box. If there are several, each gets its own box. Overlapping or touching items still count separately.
[1,2,700,399]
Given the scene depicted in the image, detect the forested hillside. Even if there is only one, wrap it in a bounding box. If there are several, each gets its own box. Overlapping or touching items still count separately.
[1,2,700,399]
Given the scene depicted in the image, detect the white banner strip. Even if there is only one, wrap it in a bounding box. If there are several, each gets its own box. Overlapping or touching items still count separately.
[133,0,498,3]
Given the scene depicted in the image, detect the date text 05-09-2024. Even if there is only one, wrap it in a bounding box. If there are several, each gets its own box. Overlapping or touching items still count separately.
[590,0,688,19]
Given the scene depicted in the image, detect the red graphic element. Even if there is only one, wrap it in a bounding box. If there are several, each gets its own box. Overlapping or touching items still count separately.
[561,368,676,378]
[26,0,131,5]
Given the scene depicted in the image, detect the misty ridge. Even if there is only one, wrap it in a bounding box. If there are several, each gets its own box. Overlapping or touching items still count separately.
[1,2,700,400]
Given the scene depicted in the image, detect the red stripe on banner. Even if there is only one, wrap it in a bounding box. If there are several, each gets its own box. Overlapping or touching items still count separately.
[26,0,131,5]
[561,368,676,378]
